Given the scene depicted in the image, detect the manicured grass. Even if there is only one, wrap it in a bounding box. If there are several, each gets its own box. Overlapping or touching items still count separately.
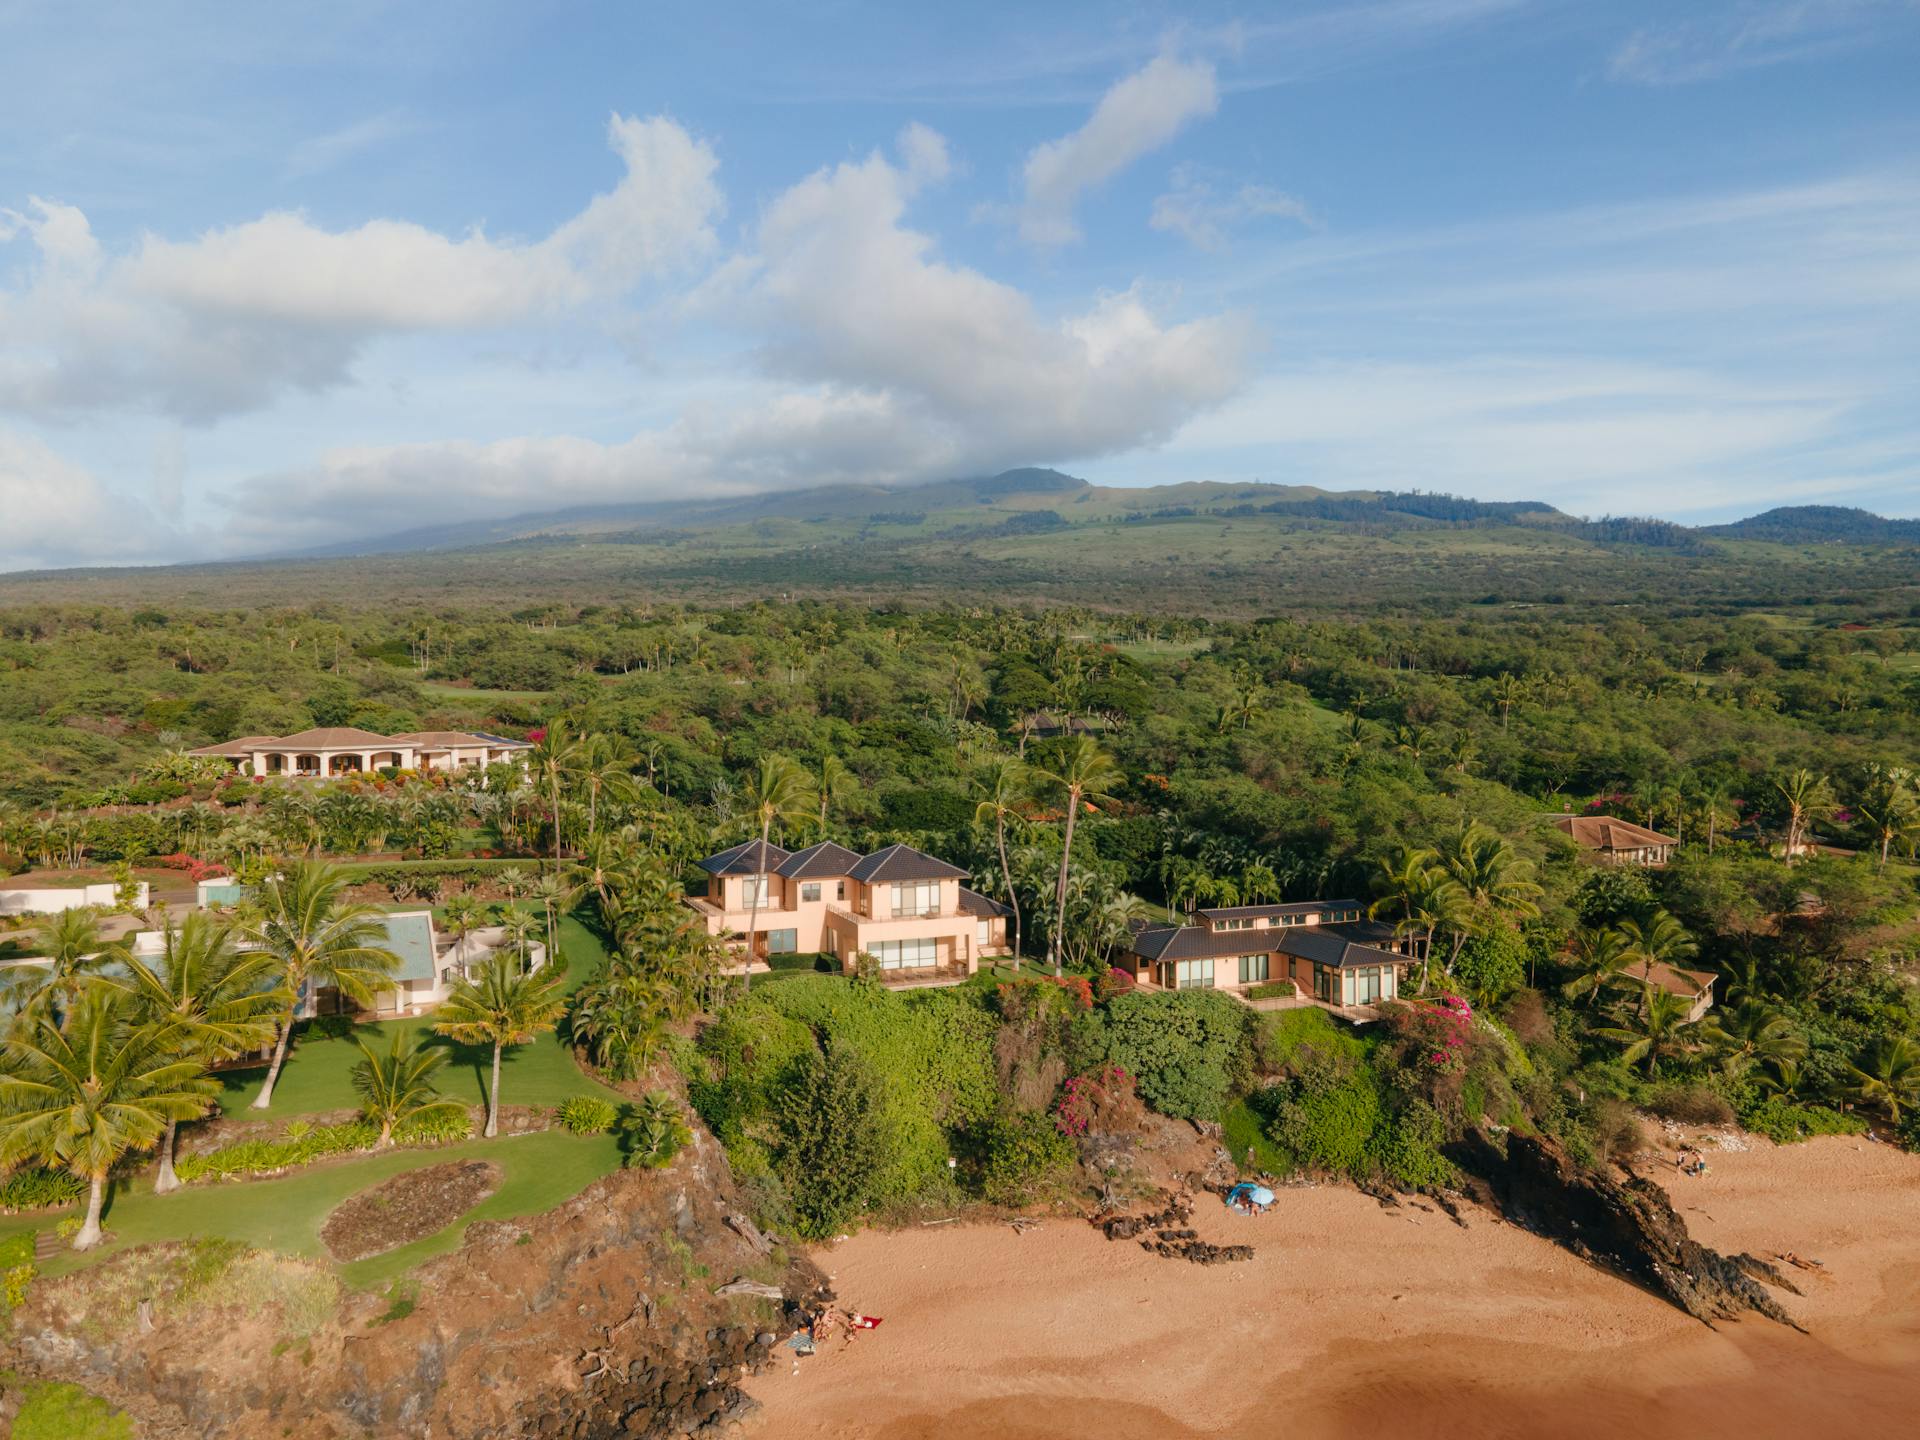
[4,1375,135,1440]
[0,1129,625,1291]
[215,915,620,1119]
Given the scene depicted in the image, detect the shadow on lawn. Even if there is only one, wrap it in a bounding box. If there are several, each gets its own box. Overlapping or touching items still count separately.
[216,1019,533,1113]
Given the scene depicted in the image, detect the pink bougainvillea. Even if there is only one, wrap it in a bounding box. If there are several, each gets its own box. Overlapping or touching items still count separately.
[1054,1064,1133,1138]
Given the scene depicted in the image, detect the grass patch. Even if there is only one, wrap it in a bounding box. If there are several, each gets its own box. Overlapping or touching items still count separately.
[1221,1098,1289,1175]
[215,916,618,1119]
[0,1129,624,1292]
[1258,1006,1373,1070]
[3,1374,135,1440]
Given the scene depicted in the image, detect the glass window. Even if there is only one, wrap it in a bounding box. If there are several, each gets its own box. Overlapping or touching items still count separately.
[1353,967,1382,1004]
[740,876,768,907]
[766,929,798,955]
[977,921,992,946]
[872,937,938,969]
[837,881,847,901]
[800,882,822,903]
[1175,959,1215,990]
[1238,954,1269,984]
[891,881,941,917]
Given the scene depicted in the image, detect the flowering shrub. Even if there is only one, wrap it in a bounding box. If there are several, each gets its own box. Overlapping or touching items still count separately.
[1053,1064,1134,1138]
[1396,994,1475,1072]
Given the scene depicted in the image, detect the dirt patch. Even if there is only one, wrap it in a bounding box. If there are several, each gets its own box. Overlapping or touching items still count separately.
[321,1160,500,1262]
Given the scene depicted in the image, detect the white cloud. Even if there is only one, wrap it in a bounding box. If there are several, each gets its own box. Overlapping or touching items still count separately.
[1012,54,1218,247]
[0,426,172,570]
[1150,166,1315,251]
[0,114,722,423]
[217,127,1259,551]
[1609,0,1918,86]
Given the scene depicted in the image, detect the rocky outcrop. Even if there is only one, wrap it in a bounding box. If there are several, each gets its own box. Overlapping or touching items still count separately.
[7,1129,827,1439]
[1451,1128,1803,1329]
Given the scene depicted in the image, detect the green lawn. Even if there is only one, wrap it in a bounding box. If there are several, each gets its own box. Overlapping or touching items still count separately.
[1,1129,625,1291]
[215,915,620,1119]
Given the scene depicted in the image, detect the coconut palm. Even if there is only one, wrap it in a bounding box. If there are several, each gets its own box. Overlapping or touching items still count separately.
[1433,822,1540,972]
[1489,672,1526,732]
[972,757,1031,971]
[495,904,543,969]
[1594,988,1695,1077]
[237,862,402,1110]
[1844,1035,1920,1124]
[1029,737,1123,976]
[814,754,859,833]
[104,914,286,1192]
[1699,1000,1805,1081]
[738,755,817,973]
[0,990,214,1248]
[1773,767,1834,862]
[1853,765,1918,872]
[1560,926,1636,1008]
[578,733,643,846]
[1615,909,1698,1006]
[528,723,585,865]
[433,953,570,1138]
[4,907,107,1028]
[350,1030,464,1147]
[440,893,489,957]
[528,870,579,969]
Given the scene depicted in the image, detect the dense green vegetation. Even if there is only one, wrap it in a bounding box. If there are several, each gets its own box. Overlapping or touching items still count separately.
[0,579,1915,1290]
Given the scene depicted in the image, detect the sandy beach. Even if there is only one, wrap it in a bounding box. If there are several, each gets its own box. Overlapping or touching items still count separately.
[746,1133,1920,1439]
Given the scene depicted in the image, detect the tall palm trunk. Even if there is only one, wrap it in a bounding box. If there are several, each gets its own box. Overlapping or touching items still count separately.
[154,1118,181,1194]
[75,1173,107,1250]
[251,1000,298,1109]
[1051,789,1079,977]
[485,1041,502,1138]
[996,812,1022,973]
[550,772,563,866]
[742,819,770,996]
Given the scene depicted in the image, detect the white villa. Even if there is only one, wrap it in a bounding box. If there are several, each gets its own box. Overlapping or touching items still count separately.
[189,727,532,778]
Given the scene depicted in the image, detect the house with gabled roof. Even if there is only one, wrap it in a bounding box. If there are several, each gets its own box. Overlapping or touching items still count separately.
[686,839,1011,986]
[1115,900,1413,1020]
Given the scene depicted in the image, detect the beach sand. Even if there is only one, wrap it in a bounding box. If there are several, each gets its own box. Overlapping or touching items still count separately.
[745,1132,1920,1439]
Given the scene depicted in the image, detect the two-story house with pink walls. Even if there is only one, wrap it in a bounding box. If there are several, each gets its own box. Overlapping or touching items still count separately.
[686,839,1012,985]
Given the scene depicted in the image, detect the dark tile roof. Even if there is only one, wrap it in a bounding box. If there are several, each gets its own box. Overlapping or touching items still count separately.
[1195,900,1363,921]
[848,843,968,884]
[776,842,864,879]
[697,839,792,876]
[958,887,1014,919]
[1274,928,1407,971]
[1123,917,1409,968]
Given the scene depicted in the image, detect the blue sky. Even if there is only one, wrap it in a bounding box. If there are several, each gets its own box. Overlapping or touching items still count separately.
[1,0,1916,569]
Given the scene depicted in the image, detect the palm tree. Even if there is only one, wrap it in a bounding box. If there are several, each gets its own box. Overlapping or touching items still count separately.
[495,904,543,968]
[351,1030,465,1147]
[1560,926,1635,1008]
[237,862,402,1111]
[528,723,585,866]
[0,991,214,1248]
[738,756,817,973]
[4,908,107,1027]
[1029,737,1123,976]
[528,870,578,968]
[1594,988,1695,1076]
[1434,822,1540,971]
[1773,767,1834,862]
[433,954,570,1138]
[1854,765,1918,872]
[1699,1000,1805,1080]
[578,734,642,846]
[1616,909,1698,1009]
[1845,1036,1920,1124]
[441,893,488,959]
[814,754,858,833]
[972,757,1030,971]
[570,971,676,1080]
[1694,778,1736,854]
[1489,672,1525,732]
[105,914,286,1192]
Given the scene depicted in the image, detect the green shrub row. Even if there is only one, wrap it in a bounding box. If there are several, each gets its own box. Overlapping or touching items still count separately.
[0,1168,85,1213]
[175,1111,473,1184]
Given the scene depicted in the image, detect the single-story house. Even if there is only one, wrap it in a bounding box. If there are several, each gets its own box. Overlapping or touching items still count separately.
[686,839,1011,985]
[188,727,531,778]
[1553,814,1677,867]
[0,879,150,918]
[1635,961,1717,1023]
[1114,901,1413,1017]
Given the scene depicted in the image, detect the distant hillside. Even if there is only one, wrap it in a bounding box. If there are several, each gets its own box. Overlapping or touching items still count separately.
[1702,506,1920,545]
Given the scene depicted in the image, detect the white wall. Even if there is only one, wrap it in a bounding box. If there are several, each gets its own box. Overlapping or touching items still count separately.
[0,882,148,917]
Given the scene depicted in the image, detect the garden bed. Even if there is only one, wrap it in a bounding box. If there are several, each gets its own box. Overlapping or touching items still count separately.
[321,1160,501,1262]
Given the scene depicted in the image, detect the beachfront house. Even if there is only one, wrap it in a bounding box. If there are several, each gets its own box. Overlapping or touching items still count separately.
[188,727,532,778]
[1553,814,1677,867]
[1633,960,1717,1024]
[1114,902,1416,1020]
[685,840,1012,986]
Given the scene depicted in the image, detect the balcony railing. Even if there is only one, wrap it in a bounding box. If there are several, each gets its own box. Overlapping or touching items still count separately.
[889,906,944,920]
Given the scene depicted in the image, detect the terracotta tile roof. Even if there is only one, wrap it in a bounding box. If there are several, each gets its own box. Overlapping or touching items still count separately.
[186,735,276,757]
[1553,814,1677,851]
[1636,961,1716,999]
